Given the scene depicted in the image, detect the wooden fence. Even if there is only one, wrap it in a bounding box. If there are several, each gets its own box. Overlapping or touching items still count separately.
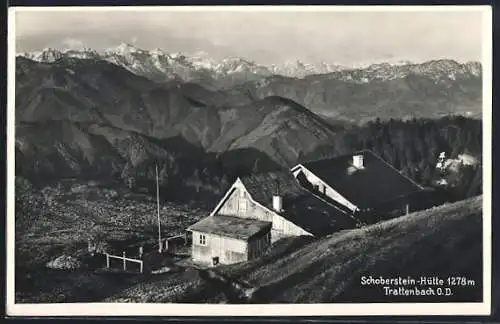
[105,251,144,273]
[101,232,189,272]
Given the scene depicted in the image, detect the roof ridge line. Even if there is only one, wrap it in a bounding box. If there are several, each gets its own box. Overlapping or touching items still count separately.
[302,149,373,165]
[306,189,358,221]
[368,150,425,190]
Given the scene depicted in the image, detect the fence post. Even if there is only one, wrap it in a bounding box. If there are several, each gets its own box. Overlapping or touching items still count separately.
[140,260,143,274]
[123,251,126,271]
[184,232,187,246]
[139,246,143,259]
[165,239,169,251]
[106,253,110,268]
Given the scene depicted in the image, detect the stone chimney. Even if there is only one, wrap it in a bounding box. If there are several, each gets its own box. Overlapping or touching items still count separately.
[353,154,364,169]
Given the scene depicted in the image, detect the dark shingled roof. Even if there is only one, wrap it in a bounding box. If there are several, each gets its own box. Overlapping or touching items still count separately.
[187,215,272,241]
[239,171,357,236]
[301,150,424,209]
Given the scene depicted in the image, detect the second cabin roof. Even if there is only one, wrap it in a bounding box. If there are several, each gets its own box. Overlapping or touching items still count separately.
[300,150,424,209]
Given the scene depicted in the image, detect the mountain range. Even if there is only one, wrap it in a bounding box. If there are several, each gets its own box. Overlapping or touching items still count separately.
[18,44,481,88]
[233,59,482,122]
[18,44,349,84]
[18,45,483,122]
[15,56,338,183]
[14,46,483,182]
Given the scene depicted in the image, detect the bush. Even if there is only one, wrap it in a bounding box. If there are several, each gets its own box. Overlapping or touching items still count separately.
[46,255,82,270]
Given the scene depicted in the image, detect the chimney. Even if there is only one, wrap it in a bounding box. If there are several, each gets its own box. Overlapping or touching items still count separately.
[353,154,364,169]
[273,195,283,212]
[273,179,283,212]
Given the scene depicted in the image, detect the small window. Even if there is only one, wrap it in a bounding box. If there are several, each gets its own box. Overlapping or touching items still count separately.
[239,189,246,198]
[199,234,207,246]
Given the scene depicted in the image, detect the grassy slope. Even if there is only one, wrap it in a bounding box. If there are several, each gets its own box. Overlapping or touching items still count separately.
[103,235,315,303]
[106,196,483,304]
[17,194,483,303]
[14,180,209,303]
[221,195,483,303]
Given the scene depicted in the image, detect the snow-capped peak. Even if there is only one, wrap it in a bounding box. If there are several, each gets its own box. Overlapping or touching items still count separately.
[105,42,142,56]
[150,48,166,56]
[17,44,482,85]
[20,48,63,63]
[268,59,346,77]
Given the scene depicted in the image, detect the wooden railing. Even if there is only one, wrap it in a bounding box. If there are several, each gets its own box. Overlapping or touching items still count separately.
[101,232,189,273]
[105,251,144,273]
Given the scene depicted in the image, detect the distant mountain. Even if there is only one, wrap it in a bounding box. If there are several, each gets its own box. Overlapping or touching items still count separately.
[18,44,273,89]
[14,50,483,184]
[15,57,338,178]
[268,60,346,78]
[17,45,351,83]
[18,47,482,122]
[21,45,482,90]
[233,59,482,123]
[18,45,482,82]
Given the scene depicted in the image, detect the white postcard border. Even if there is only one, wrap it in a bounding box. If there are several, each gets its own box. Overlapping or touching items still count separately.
[6,5,493,317]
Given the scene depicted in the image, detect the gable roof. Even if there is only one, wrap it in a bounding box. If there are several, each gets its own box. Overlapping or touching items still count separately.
[187,215,272,241]
[300,150,424,209]
[239,171,358,236]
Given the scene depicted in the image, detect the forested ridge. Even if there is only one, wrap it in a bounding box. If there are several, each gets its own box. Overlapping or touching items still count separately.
[17,116,482,207]
[301,116,482,202]
[122,115,483,206]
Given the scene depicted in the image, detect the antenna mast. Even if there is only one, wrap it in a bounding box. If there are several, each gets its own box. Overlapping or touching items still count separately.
[156,163,162,253]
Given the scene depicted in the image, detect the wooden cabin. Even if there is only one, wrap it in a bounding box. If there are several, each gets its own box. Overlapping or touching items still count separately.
[187,215,272,266]
[187,171,357,266]
[291,150,425,223]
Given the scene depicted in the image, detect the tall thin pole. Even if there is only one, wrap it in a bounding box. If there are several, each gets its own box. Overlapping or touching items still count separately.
[156,163,162,253]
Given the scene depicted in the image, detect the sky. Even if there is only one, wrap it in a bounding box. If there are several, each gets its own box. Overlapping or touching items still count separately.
[13,7,486,66]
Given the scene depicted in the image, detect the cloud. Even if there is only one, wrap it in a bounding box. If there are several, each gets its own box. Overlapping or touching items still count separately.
[61,38,84,49]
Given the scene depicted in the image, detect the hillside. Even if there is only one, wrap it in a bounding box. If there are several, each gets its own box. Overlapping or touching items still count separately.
[15,57,337,170]
[209,96,337,165]
[95,195,483,304]
[15,191,483,303]
[14,56,483,207]
[224,195,483,303]
[16,120,275,204]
